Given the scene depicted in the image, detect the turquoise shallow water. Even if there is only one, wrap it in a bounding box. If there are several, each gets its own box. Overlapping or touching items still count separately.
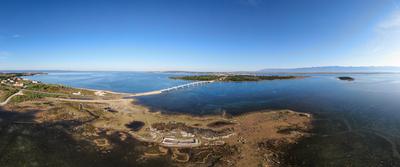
[25,72,191,93]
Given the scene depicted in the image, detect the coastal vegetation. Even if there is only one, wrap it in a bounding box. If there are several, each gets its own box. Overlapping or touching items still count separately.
[170,75,304,81]
[10,91,60,103]
[0,73,96,104]
[0,73,312,166]
[0,74,22,102]
[0,86,19,102]
[25,83,94,96]
[0,72,44,80]
[3,72,399,166]
[171,75,220,81]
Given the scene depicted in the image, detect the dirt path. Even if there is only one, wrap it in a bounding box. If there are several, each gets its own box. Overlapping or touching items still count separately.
[0,90,23,106]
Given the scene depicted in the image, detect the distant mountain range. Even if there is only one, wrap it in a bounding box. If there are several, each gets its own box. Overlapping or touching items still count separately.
[258,66,400,73]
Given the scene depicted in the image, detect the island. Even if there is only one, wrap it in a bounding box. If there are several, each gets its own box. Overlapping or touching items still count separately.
[0,73,312,167]
[170,75,306,82]
[338,76,355,81]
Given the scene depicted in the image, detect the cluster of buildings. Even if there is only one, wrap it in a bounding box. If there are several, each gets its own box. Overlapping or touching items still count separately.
[1,77,24,87]
[146,125,230,148]
[161,137,200,147]
[0,77,38,88]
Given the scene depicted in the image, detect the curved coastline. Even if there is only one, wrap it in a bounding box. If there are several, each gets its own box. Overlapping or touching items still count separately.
[1,73,314,166]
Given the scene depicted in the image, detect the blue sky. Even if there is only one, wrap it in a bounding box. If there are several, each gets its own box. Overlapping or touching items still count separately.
[0,0,399,71]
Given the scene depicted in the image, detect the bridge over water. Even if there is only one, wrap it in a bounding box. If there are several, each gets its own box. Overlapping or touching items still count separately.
[129,80,215,97]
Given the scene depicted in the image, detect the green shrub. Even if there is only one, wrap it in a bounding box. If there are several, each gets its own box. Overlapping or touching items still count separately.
[11,92,57,103]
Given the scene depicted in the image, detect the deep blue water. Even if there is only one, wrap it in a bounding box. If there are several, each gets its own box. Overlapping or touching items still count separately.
[25,72,400,117]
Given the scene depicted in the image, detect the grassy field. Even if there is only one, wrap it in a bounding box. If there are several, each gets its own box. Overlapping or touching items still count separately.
[0,86,19,102]
[10,91,61,103]
[25,83,95,96]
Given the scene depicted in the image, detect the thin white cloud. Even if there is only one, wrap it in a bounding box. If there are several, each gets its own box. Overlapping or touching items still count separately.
[378,11,400,31]
[340,10,400,66]
[360,10,400,66]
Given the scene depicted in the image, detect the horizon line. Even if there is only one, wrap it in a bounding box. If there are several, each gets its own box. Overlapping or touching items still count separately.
[1,65,400,73]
